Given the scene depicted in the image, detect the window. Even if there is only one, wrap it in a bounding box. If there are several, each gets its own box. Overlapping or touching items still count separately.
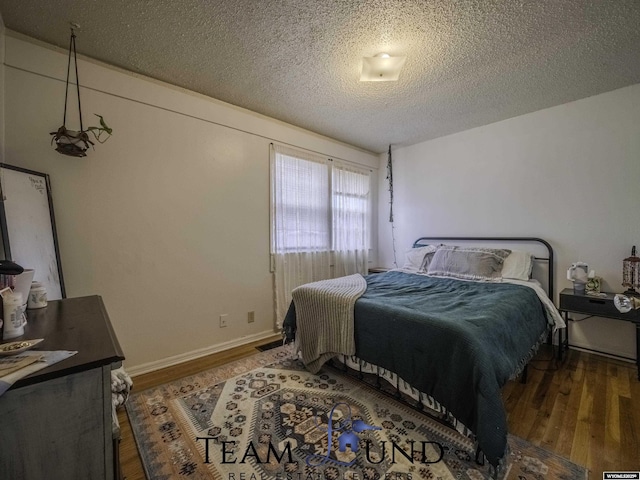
[270,144,370,255]
[332,165,370,253]
[270,143,371,328]
[271,148,330,253]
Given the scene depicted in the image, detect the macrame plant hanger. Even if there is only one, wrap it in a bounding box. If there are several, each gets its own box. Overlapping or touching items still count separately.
[50,25,94,157]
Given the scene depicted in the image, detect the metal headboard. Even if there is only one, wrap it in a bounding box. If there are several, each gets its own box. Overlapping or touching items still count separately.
[412,236,555,300]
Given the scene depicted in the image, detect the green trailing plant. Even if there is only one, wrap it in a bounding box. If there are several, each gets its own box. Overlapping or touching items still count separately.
[50,115,113,157]
[86,114,113,144]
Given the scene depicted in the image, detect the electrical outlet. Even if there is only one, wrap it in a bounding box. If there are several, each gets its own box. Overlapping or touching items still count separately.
[219,314,228,328]
[248,311,255,323]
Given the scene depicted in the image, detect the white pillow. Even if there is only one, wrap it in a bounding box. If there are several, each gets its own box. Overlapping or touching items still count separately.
[402,245,437,273]
[501,250,534,281]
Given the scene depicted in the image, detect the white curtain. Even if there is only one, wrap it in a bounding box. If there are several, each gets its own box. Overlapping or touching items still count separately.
[332,164,370,277]
[271,145,372,329]
[271,145,332,328]
[272,251,332,329]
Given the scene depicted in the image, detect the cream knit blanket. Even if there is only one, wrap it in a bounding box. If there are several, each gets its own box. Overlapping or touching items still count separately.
[292,274,367,374]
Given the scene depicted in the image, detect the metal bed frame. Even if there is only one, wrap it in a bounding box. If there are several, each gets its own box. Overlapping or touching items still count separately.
[332,236,556,470]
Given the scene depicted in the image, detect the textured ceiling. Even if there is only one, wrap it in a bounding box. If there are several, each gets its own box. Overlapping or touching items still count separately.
[1,0,639,153]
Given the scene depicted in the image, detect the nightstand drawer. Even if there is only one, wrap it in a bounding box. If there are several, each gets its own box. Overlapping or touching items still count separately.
[559,290,640,322]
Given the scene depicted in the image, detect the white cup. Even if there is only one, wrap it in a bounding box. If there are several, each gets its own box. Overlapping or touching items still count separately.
[3,292,27,339]
[13,269,35,309]
[28,282,47,309]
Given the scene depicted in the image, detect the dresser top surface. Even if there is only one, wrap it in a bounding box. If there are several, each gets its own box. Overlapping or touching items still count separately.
[4,295,125,389]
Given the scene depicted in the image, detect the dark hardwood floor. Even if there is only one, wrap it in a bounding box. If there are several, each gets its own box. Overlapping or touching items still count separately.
[503,345,640,475]
[117,340,640,479]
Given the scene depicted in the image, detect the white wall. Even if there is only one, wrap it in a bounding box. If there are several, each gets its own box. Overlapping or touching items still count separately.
[0,13,5,165]
[2,33,378,371]
[379,84,640,359]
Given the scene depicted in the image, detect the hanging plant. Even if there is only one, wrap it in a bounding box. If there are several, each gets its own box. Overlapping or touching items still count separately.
[50,26,113,157]
[86,114,113,143]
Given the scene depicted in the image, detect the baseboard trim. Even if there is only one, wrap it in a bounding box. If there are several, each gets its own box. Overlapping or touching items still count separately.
[567,343,635,363]
[126,329,279,377]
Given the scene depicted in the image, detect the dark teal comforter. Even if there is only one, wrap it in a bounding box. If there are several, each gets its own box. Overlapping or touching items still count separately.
[283,271,550,468]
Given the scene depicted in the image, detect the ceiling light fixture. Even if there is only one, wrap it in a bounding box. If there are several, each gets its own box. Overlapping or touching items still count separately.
[360,52,406,82]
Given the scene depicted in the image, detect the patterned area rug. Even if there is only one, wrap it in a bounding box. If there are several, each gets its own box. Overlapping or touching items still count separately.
[126,346,587,480]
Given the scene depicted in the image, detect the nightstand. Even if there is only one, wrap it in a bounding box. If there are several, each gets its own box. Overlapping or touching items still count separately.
[559,288,640,380]
[368,267,390,274]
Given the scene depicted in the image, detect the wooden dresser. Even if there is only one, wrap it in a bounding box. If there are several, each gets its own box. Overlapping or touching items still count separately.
[0,295,125,479]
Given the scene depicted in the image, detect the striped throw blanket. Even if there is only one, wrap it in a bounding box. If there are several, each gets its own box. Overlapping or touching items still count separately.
[292,274,367,373]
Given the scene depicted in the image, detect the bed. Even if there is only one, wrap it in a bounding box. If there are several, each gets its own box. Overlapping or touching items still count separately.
[282,237,565,475]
